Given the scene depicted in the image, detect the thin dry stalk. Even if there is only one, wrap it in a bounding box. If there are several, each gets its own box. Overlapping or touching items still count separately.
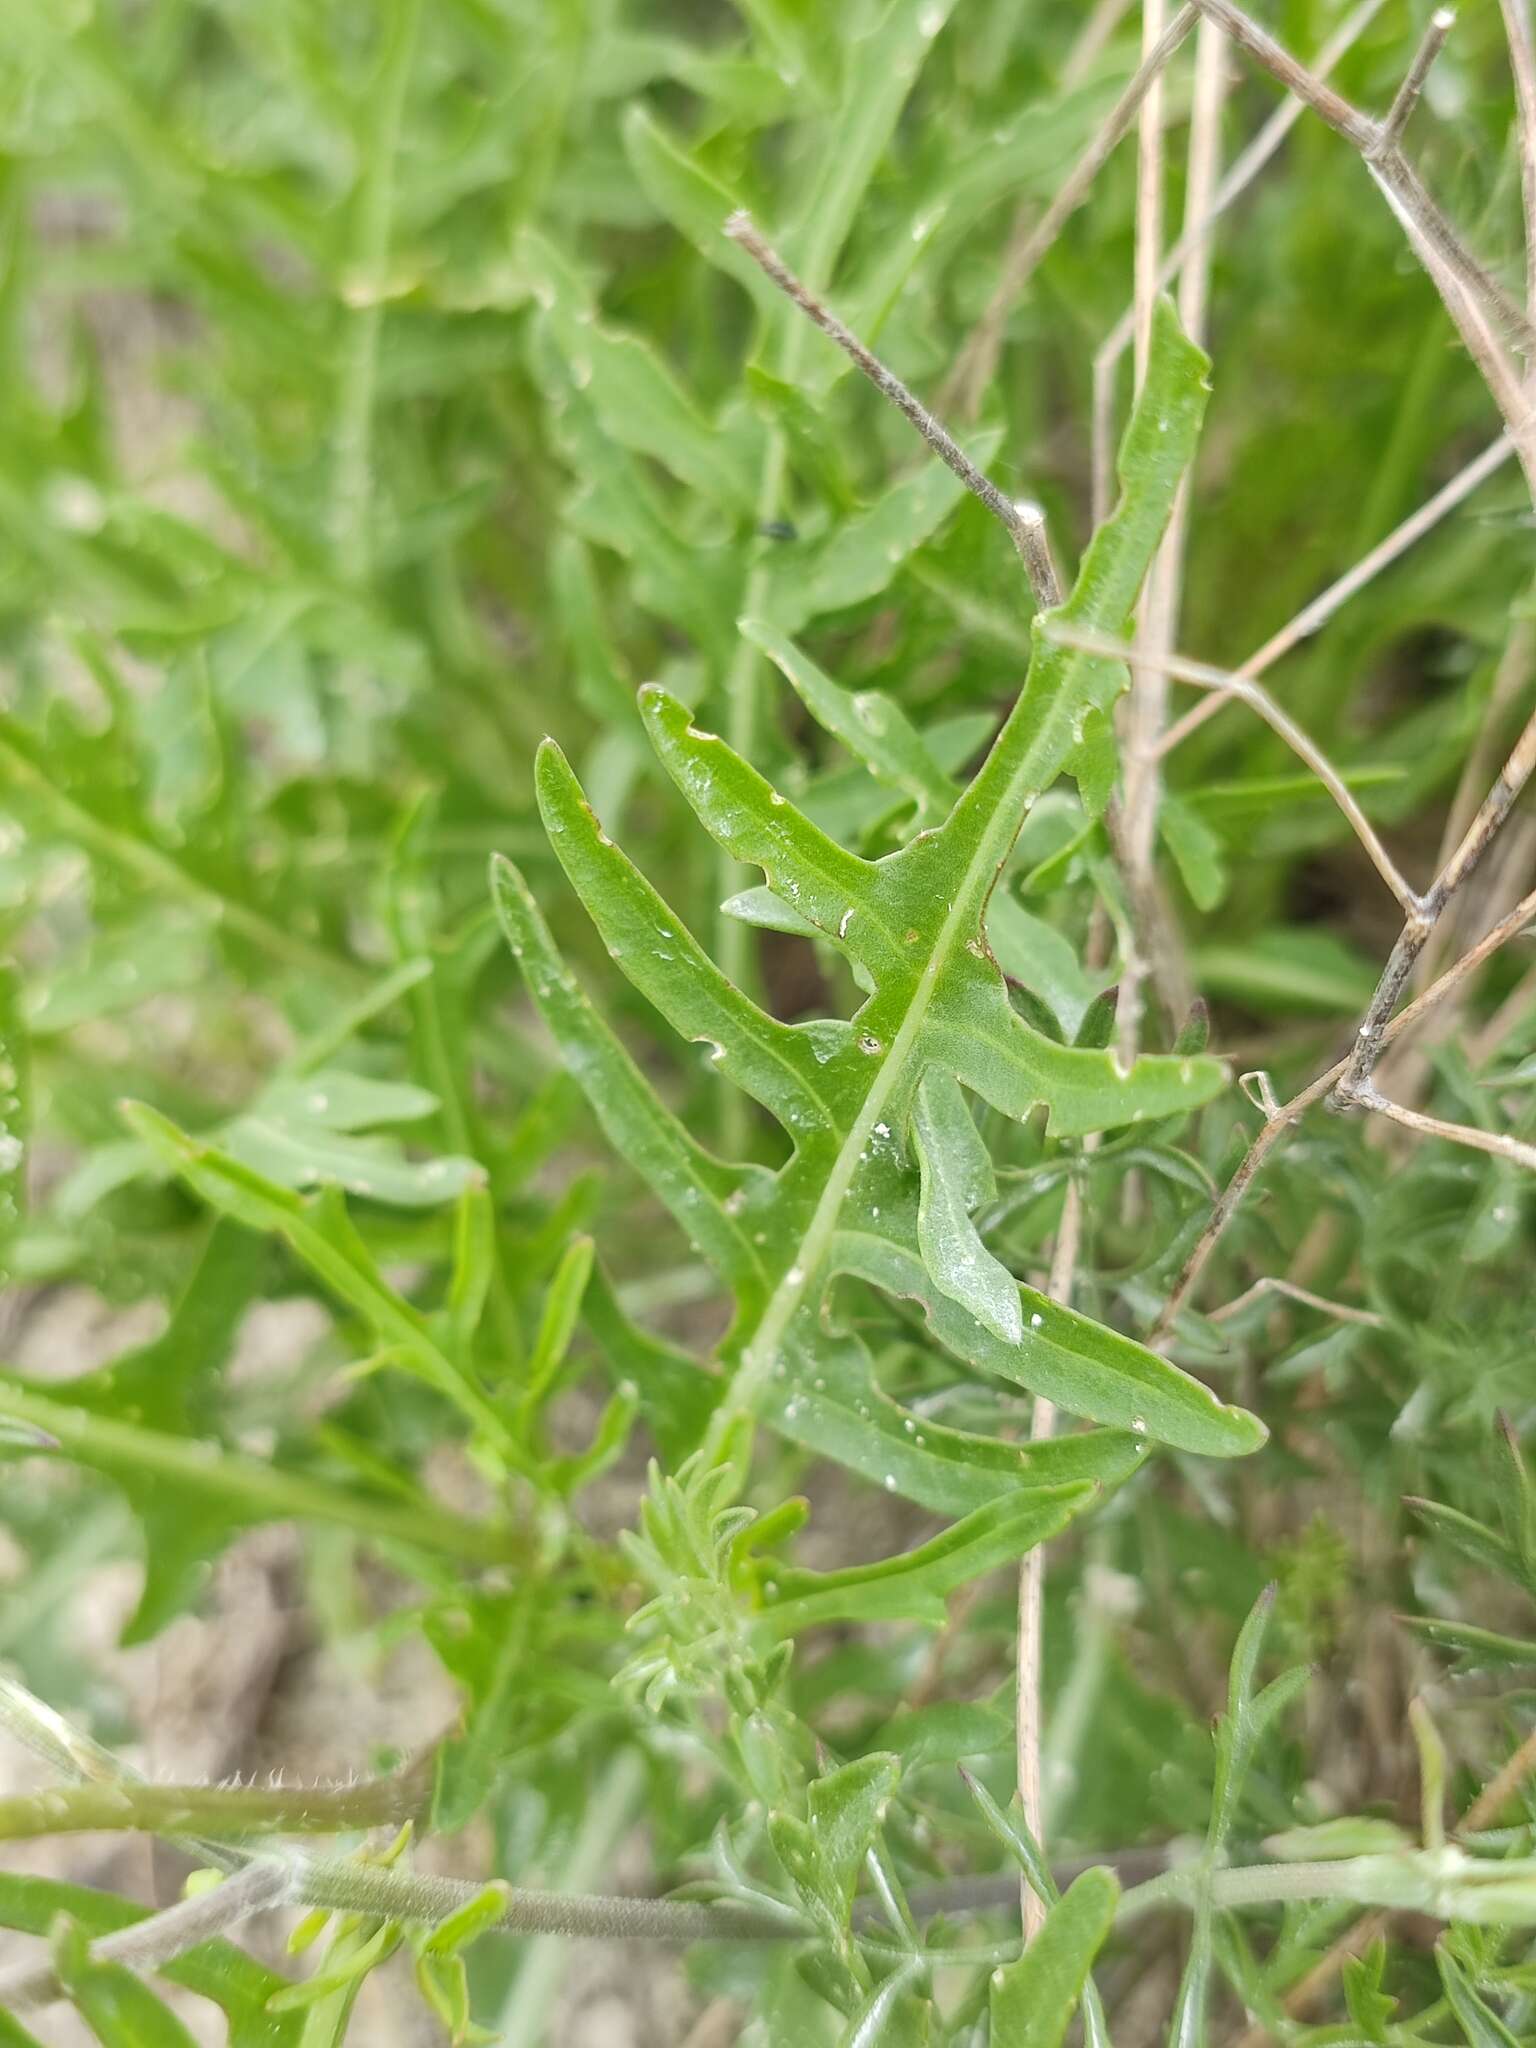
[1208,1277,1386,1327]
[1378,8,1456,155]
[1193,0,1531,345]
[1158,436,1514,758]
[1045,624,1419,911]
[1461,1721,1536,1830]
[1016,1175,1084,1941]
[724,213,1060,609]
[1352,1083,1536,1170]
[0,1858,296,2015]
[944,4,1199,420]
[1333,699,1536,1098]
[1154,885,1536,1337]
[1062,0,1138,90]
[1191,0,1536,489]
[1092,0,1387,518]
[1499,0,1536,345]
[1233,1911,1392,2045]
[1119,12,1226,1060]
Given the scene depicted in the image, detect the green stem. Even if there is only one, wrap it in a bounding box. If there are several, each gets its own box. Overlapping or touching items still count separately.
[0,1376,514,1565]
[0,726,352,985]
[295,1856,797,1944]
[0,1771,425,1844]
[331,0,422,584]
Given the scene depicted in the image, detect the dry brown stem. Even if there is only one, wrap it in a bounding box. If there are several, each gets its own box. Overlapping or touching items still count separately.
[943,4,1199,420]
[1154,885,1536,1339]
[725,213,1060,609]
[1016,1174,1084,1941]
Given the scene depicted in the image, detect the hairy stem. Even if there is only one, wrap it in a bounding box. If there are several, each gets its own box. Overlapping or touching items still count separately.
[0,1770,428,1845]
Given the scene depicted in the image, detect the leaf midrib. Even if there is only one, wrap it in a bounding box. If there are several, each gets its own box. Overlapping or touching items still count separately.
[706,707,1051,1452]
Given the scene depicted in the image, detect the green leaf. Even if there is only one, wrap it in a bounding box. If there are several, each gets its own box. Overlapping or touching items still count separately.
[490,855,771,1296]
[521,229,758,514]
[911,1068,1020,1345]
[120,1104,515,1457]
[771,1752,900,1939]
[843,1969,932,2048]
[621,107,779,315]
[495,296,1262,1548]
[808,1752,901,1913]
[1264,1817,1413,1860]
[61,1223,259,1640]
[519,1233,595,1432]
[989,1867,1120,2048]
[53,1913,202,2048]
[222,1068,482,1210]
[1161,794,1227,911]
[742,618,954,818]
[1405,1496,1532,1596]
[1399,1616,1536,1668]
[1437,1946,1522,2046]
[756,1485,1094,1636]
[1193,927,1378,1015]
[985,894,1105,1039]
[1210,1588,1308,1849]
[0,1873,300,2046]
[758,1327,1151,1514]
[760,430,1003,632]
[872,1702,1011,1770]
[1342,1942,1397,2041]
[583,1265,720,1462]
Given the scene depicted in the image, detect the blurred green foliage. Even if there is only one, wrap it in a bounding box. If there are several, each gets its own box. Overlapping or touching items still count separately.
[0,0,1535,2039]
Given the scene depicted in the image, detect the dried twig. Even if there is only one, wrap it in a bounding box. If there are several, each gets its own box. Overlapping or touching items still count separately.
[1044,624,1419,911]
[1154,885,1536,1337]
[1158,435,1514,757]
[725,213,1060,609]
[1377,8,1455,156]
[1092,0,1387,519]
[1017,1174,1084,1941]
[0,1858,296,2015]
[1063,0,1138,89]
[1500,0,1536,345]
[1208,1277,1386,1327]
[943,4,1200,420]
[1461,1721,1536,1832]
[1119,9,1227,1061]
[1350,1083,1536,1171]
[1331,699,1536,1099]
[1191,0,1536,488]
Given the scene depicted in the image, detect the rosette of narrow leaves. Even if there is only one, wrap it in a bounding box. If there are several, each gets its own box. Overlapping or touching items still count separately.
[493,299,1264,1512]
